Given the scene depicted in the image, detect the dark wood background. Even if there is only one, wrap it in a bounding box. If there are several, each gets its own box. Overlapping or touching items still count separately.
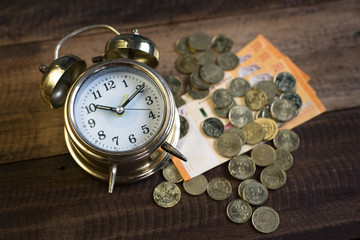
[1,0,359,239]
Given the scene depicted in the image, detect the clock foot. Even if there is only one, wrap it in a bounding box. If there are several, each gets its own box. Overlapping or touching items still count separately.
[108,165,117,193]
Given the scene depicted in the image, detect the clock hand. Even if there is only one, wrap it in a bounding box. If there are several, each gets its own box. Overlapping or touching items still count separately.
[123,108,151,110]
[95,104,117,112]
[121,83,145,108]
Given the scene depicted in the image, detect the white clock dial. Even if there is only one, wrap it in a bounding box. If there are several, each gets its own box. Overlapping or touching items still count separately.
[71,66,165,152]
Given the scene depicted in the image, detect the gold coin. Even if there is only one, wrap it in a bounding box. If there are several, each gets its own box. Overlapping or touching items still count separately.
[175,36,191,55]
[216,131,242,158]
[194,49,217,65]
[244,88,267,111]
[207,177,232,201]
[274,149,293,171]
[273,129,300,152]
[153,181,181,208]
[211,34,234,53]
[175,54,199,74]
[226,127,246,146]
[200,64,224,84]
[183,174,208,196]
[237,179,257,199]
[252,206,280,233]
[241,122,265,145]
[228,155,256,180]
[251,144,276,167]
[186,82,209,99]
[226,199,252,224]
[260,165,287,189]
[216,52,239,70]
[242,181,268,205]
[254,118,278,141]
[228,105,253,128]
[188,32,212,51]
[162,161,183,183]
[254,80,277,104]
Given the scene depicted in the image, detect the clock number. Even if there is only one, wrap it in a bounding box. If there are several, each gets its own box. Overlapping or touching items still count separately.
[148,110,156,119]
[92,90,102,100]
[129,134,136,144]
[85,103,96,114]
[136,84,144,93]
[112,136,119,145]
[98,130,106,140]
[122,80,128,88]
[141,125,150,134]
[145,96,153,105]
[88,119,96,128]
[104,80,116,91]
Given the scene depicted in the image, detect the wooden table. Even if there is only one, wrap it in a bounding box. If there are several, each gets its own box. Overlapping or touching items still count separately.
[1,0,359,239]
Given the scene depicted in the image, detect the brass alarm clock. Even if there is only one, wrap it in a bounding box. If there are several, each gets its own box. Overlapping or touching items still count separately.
[39,25,186,193]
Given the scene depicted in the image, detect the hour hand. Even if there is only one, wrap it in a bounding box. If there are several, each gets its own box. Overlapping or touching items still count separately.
[95,104,117,112]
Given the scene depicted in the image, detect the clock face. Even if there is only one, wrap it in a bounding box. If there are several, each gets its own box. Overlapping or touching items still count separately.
[70,65,166,153]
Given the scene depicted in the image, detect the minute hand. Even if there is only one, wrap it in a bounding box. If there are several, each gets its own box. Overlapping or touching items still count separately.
[121,83,145,108]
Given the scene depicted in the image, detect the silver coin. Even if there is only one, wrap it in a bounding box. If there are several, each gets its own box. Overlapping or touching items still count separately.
[188,32,212,51]
[214,100,236,119]
[255,80,277,104]
[229,78,250,97]
[207,177,232,201]
[225,127,246,146]
[273,129,300,152]
[190,68,211,90]
[180,115,189,138]
[273,72,296,93]
[229,105,254,128]
[186,82,209,99]
[174,96,186,108]
[270,99,298,122]
[211,34,234,53]
[164,75,181,94]
[175,36,191,55]
[195,49,217,65]
[237,179,258,199]
[216,131,242,158]
[279,92,302,110]
[162,161,183,183]
[211,88,233,109]
[273,149,293,171]
[201,117,224,138]
[183,174,208,196]
[252,206,280,234]
[228,155,256,180]
[200,64,225,84]
[226,199,252,224]
[217,52,239,70]
[242,181,268,205]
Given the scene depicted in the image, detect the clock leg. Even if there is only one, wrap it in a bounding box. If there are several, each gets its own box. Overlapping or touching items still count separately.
[108,165,117,193]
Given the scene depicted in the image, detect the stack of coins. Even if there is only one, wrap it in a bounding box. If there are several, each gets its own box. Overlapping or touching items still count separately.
[175,32,239,99]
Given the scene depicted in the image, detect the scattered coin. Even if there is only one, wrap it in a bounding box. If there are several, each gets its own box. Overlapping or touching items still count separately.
[228,77,250,97]
[255,80,277,104]
[175,36,191,55]
[238,179,257,199]
[273,149,294,171]
[176,54,199,74]
[164,75,181,94]
[217,52,239,70]
[200,64,225,84]
[252,206,280,234]
[201,117,224,138]
[188,32,212,51]
[260,165,287,190]
[241,122,265,145]
[251,144,277,167]
[211,34,234,53]
[225,127,246,146]
[228,155,256,180]
[228,105,253,128]
[162,161,183,183]
[183,174,208,196]
[244,88,267,111]
[279,92,303,110]
[273,71,296,93]
[254,118,278,141]
[242,181,268,205]
[174,96,186,108]
[207,177,232,201]
[190,68,211,90]
[216,131,242,157]
[226,199,252,224]
[153,181,181,208]
[273,129,300,152]
[212,88,233,109]
[180,115,189,138]
[186,83,209,99]
[270,99,298,122]
[195,49,217,65]
[214,100,236,118]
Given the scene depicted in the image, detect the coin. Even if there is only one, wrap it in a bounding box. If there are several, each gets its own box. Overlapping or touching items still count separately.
[186,83,209,99]
[226,127,246,146]
[244,88,267,111]
[214,100,236,118]
[164,75,181,94]
[180,115,189,138]
[270,99,298,122]
[183,174,208,196]
[153,181,181,208]
[228,105,253,128]
[211,34,234,53]
[252,206,280,233]
[228,77,250,97]
[274,71,296,93]
[211,88,233,109]
[226,199,252,224]
[217,52,239,70]
[228,155,256,180]
[188,32,212,51]
[207,177,232,201]
[273,129,300,152]
[201,117,224,138]
[200,64,225,84]
[237,179,258,199]
[216,131,242,157]
[254,118,278,141]
[175,36,191,55]
[241,122,265,145]
[261,165,287,190]
[174,96,186,108]
[162,161,183,183]
[242,181,268,205]
[251,144,276,167]
[273,149,293,171]
[195,49,217,65]
[254,80,277,104]
[189,68,211,90]
[176,54,199,74]
[279,92,302,110]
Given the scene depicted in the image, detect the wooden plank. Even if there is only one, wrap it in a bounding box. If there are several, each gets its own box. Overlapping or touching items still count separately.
[0,0,359,164]
[0,107,359,239]
[0,0,339,46]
